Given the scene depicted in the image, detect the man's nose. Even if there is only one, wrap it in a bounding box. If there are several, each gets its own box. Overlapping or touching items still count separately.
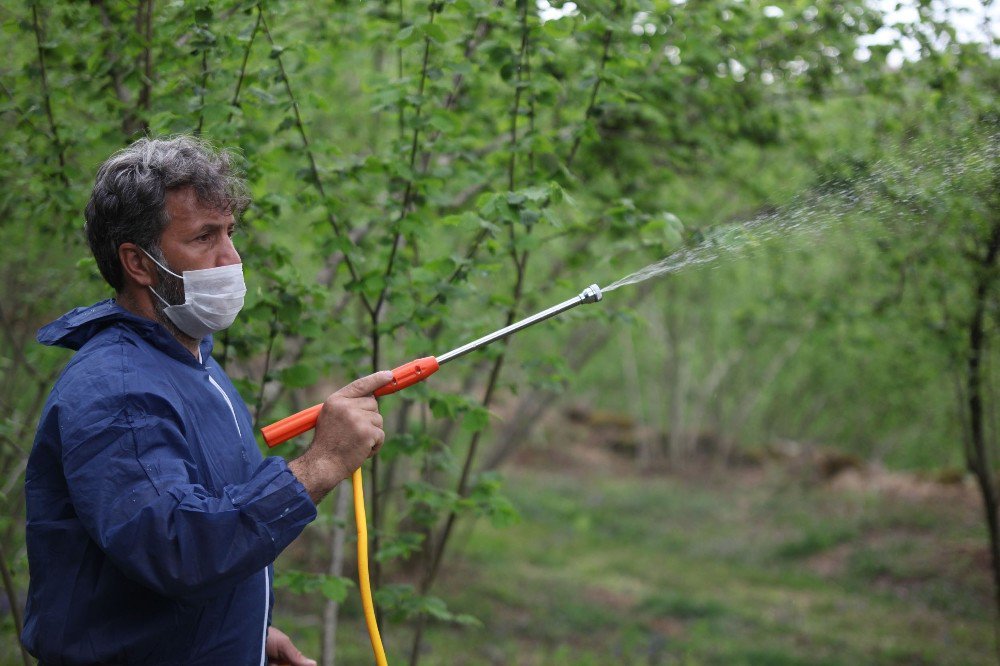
[219,234,241,266]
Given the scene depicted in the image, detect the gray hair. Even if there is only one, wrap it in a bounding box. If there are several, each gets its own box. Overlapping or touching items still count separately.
[84,135,251,291]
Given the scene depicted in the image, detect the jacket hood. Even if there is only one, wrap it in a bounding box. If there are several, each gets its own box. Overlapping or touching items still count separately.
[37,299,213,360]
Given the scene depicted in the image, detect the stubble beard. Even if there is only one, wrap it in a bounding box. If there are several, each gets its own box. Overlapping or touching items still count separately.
[150,265,200,350]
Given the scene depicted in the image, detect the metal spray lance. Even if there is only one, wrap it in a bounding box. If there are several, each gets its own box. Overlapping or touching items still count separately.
[261,284,604,665]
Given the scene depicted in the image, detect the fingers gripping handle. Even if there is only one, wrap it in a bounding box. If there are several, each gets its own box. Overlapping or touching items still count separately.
[261,357,440,448]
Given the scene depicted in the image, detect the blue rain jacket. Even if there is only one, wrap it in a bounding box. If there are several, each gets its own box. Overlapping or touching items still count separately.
[22,300,318,665]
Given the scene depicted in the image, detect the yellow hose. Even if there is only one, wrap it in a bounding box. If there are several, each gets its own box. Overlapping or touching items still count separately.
[353,467,389,666]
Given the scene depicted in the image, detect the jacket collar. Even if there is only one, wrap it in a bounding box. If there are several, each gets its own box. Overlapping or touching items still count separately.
[37,299,215,367]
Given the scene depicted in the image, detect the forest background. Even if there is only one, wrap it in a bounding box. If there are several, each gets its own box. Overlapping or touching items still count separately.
[1,0,998,664]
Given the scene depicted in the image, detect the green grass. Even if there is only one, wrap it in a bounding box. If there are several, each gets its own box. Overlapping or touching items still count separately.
[273,463,994,665]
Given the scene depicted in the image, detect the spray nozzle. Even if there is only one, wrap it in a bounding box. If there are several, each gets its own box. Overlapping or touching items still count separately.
[580,283,603,303]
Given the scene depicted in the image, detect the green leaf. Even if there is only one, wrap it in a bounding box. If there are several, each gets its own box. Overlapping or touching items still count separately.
[274,570,353,601]
[375,532,425,562]
[319,576,350,602]
[194,6,214,23]
[429,395,456,419]
[421,23,448,44]
[396,25,418,46]
[521,186,549,202]
[461,407,490,433]
[279,364,319,388]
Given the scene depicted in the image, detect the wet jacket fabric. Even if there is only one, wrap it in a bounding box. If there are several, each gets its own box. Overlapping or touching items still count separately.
[22,300,317,665]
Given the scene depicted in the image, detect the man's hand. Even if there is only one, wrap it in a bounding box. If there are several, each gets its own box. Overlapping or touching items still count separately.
[288,370,393,504]
[266,626,316,666]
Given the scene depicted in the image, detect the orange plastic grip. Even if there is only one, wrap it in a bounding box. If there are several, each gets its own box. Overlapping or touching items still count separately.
[261,357,440,448]
[373,357,439,397]
[262,403,323,448]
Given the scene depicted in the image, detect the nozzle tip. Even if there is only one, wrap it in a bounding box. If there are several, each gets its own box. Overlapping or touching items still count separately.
[580,283,603,303]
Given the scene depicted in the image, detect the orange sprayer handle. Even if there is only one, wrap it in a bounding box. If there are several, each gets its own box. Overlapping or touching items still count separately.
[373,356,439,397]
[261,357,440,448]
[261,404,323,448]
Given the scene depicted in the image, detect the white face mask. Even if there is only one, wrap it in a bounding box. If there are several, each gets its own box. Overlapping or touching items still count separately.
[141,248,247,340]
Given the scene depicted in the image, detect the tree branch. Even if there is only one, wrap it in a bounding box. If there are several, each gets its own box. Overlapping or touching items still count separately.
[195,47,209,135]
[257,3,374,316]
[252,314,280,430]
[0,536,30,666]
[227,8,261,121]
[410,8,534,659]
[139,0,153,125]
[373,2,441,321]
[89,0,140,136]
[29,3,69,186]
[565,2,619,171]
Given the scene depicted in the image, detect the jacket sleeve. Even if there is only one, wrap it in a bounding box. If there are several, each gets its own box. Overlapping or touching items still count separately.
[57,386,317,602]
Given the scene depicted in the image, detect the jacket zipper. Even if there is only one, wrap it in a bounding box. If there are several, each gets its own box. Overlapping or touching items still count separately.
[206,369,268,662]
[207,373,242,438]
[259,567,270,665]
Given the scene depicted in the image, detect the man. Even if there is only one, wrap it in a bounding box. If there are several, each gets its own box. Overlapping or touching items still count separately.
[22,136,391,664]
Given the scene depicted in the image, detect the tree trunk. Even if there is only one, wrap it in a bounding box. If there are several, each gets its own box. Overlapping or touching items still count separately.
[321,483,352,666]
[663,298,689,465]
[723,327,810,460]
[620,328,657,468]
[964,214,1000,663]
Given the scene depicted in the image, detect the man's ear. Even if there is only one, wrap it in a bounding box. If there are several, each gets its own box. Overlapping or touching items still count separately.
[119,242,157,287]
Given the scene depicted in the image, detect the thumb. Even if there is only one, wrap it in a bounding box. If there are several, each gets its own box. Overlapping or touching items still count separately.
[335,370,394,398]
[287,649,316,666]
[281,640,315,666]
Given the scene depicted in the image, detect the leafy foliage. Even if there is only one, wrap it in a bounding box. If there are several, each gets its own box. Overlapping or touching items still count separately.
[0,0,997,662]
[274,569,354,604]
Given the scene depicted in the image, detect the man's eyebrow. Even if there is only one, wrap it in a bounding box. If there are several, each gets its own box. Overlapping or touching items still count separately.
[192,221,234,235]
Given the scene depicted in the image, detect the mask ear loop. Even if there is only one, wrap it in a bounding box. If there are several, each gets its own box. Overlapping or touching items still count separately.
[148,284,173,308]
[139,246,183,279]
[139,247,183,307]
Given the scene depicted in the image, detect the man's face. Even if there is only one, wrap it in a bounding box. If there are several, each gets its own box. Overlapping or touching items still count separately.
[159,186,241,274]
[148,187,241,335]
